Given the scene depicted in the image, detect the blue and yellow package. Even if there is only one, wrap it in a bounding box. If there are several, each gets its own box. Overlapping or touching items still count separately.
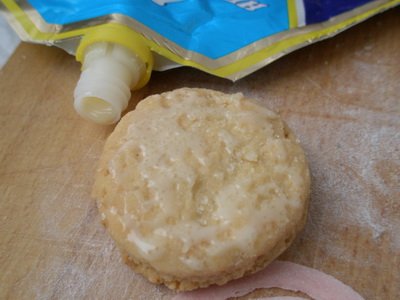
[1,0,398,123]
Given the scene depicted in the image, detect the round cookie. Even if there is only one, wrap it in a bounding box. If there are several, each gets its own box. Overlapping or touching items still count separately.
[92,88,310,291]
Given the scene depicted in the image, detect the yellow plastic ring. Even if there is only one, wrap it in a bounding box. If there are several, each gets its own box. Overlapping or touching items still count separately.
[76,23,153,90]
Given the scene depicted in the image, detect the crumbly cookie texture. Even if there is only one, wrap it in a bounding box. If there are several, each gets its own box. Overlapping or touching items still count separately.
[92,88,310,291]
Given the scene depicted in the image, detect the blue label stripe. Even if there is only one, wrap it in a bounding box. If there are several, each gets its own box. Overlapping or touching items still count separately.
[27,0,289,59]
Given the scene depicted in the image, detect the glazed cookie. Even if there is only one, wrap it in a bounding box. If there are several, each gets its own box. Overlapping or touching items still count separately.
[92,88,310,291]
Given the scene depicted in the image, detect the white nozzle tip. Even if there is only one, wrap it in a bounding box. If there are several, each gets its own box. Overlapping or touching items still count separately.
[74,42,146,124]
[75,96,120,124]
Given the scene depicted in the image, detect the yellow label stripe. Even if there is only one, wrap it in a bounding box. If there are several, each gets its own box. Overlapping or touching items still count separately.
[287,0,298,28]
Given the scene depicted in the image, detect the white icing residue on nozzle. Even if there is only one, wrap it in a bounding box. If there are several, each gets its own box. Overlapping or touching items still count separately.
[74,42,145,124]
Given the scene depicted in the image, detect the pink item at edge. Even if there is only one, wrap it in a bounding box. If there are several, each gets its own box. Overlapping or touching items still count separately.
[172,261,365,300]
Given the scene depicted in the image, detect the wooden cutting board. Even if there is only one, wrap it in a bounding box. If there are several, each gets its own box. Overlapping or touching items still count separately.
[0,8,399,300]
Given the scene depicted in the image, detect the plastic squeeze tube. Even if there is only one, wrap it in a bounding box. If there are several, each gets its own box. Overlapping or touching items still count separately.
[1,0,399,124]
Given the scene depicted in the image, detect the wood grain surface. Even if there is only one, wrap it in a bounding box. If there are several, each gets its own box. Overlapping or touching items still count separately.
[0,8,399,300]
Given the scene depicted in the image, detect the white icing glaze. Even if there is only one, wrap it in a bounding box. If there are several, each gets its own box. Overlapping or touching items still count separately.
[101,89,309,273]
